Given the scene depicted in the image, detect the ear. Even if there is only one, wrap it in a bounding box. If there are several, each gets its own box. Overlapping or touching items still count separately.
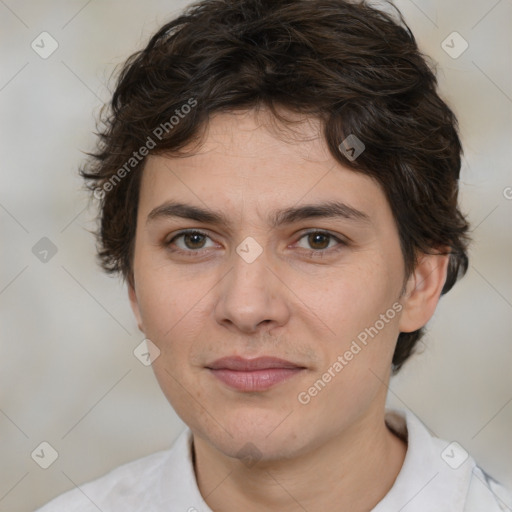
[128,281,145,333]
[398,251,450,333]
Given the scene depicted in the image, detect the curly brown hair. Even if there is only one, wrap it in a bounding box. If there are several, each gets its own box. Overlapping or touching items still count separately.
[81,0,470,372]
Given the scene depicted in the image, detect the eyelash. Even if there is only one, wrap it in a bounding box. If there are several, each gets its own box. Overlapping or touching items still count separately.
[164,229,347,257]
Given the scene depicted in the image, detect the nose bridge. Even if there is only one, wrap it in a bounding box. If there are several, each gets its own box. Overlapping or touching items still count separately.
[215,235,288,332]
[230,236,272,302]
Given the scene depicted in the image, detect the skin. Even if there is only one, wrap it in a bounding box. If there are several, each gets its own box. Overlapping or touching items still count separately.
[128,108,449,511]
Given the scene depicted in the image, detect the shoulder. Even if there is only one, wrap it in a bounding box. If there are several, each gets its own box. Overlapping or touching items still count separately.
[464,465,512,512]
[34,446,175,512]
[381,409,512,512]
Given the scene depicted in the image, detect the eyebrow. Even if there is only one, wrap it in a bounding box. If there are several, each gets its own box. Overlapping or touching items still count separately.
[146,200,371,228]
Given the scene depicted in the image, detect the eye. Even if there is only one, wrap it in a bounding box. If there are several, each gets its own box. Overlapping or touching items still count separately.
[164,229,346,257]
[295,230,345,252]
[166,230,216,253]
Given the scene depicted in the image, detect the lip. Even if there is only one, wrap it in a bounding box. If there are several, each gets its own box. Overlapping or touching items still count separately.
[206,356,306,392]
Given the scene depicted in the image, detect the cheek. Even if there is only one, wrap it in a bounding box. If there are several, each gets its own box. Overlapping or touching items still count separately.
[134,264,201,338]
[310,258,399,332]
[134,267,215,387]
[310,258,403,386]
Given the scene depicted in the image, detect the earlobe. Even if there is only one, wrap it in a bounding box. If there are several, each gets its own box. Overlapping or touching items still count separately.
[398,252,450,333]
[128,283,145,333]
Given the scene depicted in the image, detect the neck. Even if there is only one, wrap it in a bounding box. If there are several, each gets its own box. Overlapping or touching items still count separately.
[192,407,407,512]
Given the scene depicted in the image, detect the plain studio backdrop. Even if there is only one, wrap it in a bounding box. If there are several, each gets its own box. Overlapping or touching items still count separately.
[1,1,511,510]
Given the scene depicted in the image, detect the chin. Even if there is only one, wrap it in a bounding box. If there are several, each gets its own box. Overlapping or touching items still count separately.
[198,409,307,460]
[218,431,303,464]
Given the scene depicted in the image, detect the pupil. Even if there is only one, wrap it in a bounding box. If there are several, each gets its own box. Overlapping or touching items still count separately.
[186,233,205,249]
[309,233,329,249]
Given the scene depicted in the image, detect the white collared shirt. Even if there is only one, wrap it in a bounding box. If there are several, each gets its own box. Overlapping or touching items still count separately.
[35,409,512,511]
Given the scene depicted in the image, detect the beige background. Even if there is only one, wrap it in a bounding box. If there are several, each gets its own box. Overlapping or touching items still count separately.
[0,0,511,510]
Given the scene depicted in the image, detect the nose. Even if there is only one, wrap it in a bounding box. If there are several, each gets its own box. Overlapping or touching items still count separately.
[214,244,290,335]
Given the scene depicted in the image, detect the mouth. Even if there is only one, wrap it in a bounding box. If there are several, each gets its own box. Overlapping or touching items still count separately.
[205,356,306,392]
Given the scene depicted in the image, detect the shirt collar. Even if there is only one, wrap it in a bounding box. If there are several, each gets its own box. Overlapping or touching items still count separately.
[373,408,475,511]
[156,425,211,511]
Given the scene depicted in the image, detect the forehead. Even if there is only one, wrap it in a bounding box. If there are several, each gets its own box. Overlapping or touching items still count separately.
[138,109,391,228]
[197,108,330,160]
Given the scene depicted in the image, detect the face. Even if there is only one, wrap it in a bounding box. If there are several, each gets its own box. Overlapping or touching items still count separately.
[129,109,411,461]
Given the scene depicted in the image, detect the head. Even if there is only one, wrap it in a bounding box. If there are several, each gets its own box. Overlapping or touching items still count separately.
[82,0,470,459]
